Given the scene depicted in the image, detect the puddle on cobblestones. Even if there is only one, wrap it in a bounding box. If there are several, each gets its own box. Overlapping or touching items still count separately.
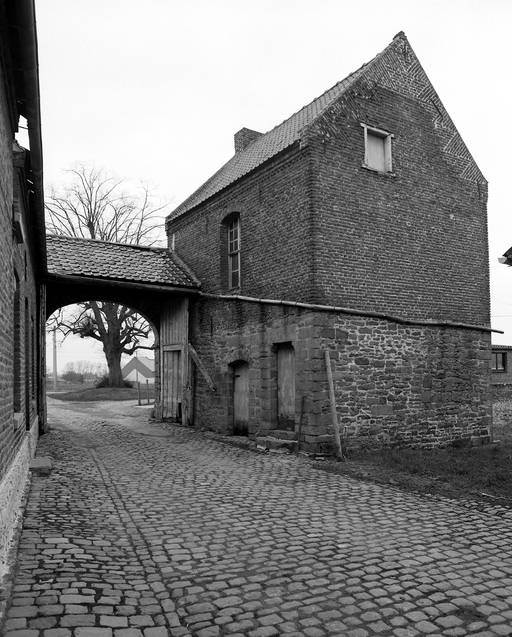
[453,606,486,621]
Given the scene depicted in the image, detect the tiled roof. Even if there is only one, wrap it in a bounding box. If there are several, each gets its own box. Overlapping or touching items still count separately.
[170,37,395,219]
[46,234,200,289]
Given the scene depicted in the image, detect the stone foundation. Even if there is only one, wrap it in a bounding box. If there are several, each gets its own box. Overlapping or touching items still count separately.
[190,299,492,452]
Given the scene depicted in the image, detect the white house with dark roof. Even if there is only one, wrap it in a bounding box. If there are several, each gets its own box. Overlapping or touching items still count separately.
[122,356,155,384]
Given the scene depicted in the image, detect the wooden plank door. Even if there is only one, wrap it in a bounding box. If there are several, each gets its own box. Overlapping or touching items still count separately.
[233,361,249,436]
[277,343,295,431]
[160,298,188,422]
[162,349,181,420]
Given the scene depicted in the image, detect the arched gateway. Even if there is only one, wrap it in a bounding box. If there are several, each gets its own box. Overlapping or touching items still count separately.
[43,234,201,428]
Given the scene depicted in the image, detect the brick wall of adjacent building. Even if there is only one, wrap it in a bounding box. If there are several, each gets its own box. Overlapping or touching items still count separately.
[189,298,491,450]
[490,347,512,400]
[0,37,40,579]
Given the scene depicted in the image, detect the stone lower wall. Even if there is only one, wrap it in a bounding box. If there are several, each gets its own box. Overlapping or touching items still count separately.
[190,299,492,452]
[0,415,38,584]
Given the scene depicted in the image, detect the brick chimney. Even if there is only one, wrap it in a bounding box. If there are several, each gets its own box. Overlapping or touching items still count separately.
[234,128,262,153]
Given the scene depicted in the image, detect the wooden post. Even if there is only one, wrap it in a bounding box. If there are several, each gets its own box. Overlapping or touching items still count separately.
[324,350,345,461]
[146,379,150,404]
[137,381,141,406]
[296,395,305,455]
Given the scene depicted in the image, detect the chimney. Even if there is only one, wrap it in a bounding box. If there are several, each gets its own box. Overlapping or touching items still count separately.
[234,128,262,153]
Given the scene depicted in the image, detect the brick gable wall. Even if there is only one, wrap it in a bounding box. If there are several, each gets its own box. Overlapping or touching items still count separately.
[303,39,489,324]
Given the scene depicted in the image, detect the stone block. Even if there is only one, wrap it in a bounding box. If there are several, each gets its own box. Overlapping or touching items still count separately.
[371,405,394,416]
[29,457,53,476]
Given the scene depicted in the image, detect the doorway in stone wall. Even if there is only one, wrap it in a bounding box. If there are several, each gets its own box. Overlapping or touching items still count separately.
[277,342,295,431]
[232,360,249,436]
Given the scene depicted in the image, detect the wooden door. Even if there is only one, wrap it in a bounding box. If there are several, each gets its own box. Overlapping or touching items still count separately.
[160,298,188,422]
[277,343,295,430]
[233,361,249,436]
[162,349,181,420]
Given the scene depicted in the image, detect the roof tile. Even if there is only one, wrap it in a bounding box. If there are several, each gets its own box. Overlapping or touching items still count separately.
[46,234,200,289]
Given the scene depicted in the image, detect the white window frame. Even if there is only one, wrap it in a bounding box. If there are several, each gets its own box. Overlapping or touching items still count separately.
[361,123,394,173]
[228,216,241,289]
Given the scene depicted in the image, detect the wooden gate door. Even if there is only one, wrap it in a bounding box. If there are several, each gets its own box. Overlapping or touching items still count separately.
[162,349,182,421]
[277,343,295,430]
[161,298,188,422]
[233,361,249,435]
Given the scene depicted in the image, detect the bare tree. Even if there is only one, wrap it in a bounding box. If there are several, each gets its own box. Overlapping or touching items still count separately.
[46,164,167,387]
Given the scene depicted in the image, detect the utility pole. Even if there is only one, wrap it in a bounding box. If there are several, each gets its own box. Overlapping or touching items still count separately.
[53,327,58,391]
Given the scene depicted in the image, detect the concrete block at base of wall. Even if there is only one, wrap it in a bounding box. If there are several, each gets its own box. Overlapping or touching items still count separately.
[29,457,53,476]
[256,436,297,453]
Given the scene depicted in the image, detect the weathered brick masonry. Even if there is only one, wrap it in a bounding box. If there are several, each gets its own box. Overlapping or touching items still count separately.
[0,0,44,585]
[167,33,492,452]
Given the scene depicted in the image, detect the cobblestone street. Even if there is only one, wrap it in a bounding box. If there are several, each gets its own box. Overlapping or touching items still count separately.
[3,400,512,637]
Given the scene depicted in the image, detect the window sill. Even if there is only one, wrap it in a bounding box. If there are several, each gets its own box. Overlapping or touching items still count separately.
[361,163,396,177]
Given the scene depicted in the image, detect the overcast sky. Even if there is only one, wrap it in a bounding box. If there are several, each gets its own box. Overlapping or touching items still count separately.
[37,0,512,371]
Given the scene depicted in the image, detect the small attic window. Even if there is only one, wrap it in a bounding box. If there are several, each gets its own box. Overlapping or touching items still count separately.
[361,124,394,173]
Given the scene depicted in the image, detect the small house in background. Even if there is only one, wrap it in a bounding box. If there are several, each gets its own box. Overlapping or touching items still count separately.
[122,356,155,384]
[491,345,512,398]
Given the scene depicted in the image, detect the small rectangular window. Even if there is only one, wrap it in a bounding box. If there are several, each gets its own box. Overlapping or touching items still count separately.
[361,124,393,173]
[492,352,507,372]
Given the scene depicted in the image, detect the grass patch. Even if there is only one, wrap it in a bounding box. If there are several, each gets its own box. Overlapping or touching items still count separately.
[47,387,154,402]
[315,442,512,502]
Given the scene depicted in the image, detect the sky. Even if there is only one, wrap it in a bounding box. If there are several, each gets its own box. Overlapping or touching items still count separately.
[36,0,512,372]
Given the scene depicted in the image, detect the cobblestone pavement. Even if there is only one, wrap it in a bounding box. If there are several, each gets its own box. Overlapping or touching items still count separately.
[3,400,512,637]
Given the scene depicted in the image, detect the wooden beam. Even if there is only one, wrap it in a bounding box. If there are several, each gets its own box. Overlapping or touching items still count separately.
[189,344,217,392]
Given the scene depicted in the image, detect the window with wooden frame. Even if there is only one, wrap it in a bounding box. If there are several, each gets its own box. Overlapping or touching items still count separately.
[228,216,241,289]
[492,352,507,373]
[361,123,394,173]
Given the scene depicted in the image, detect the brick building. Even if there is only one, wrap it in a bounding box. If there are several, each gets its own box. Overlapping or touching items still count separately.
[166,33,492,452]
[0,0,46,584]
[490,345,512,398]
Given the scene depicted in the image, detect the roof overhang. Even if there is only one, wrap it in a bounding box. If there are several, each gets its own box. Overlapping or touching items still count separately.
[43,272,202,296]
[43,273,200,327]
